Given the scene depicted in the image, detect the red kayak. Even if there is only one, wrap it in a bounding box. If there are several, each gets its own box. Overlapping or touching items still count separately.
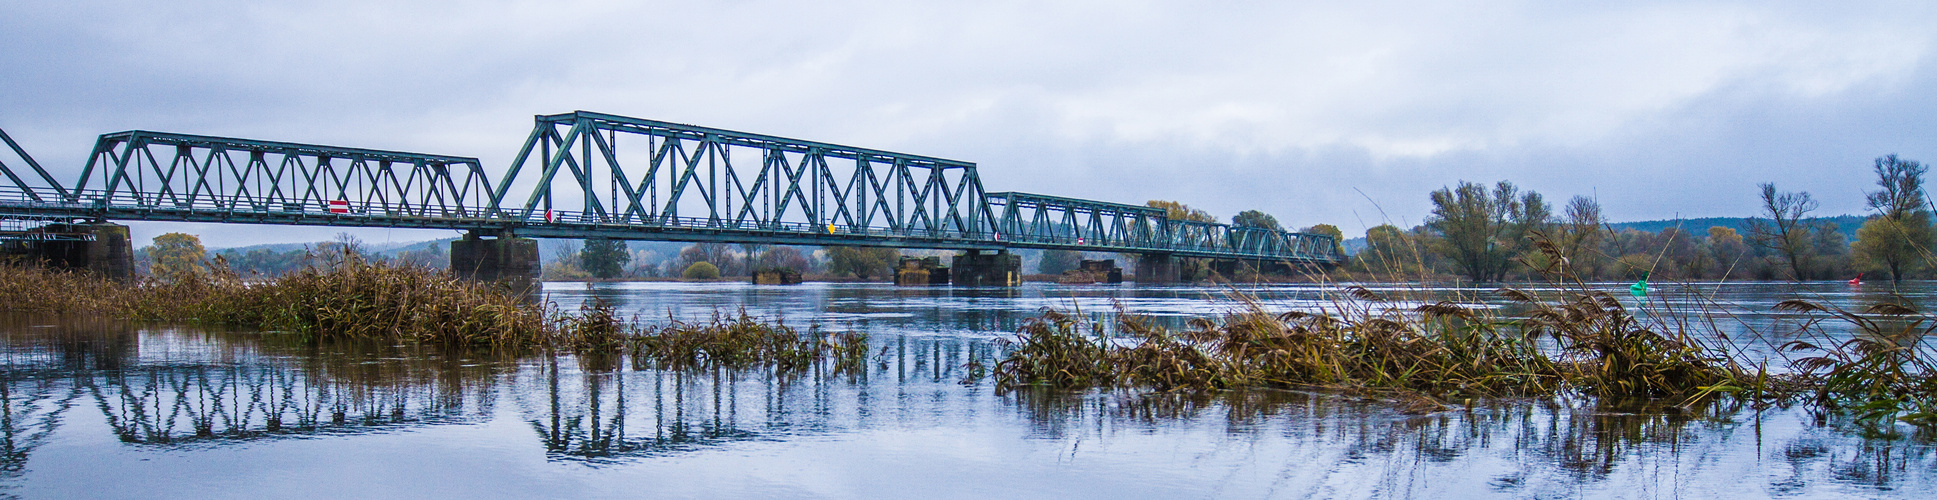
[1848,273,1863,285]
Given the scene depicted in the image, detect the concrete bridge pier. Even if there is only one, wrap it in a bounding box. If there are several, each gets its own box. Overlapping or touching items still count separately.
[1209,259,1239,280]
[451,231,540,295]
[12,222,135,281]
[950,250,1019,286]
[1133,253,1180,284]
[895,256,951,286]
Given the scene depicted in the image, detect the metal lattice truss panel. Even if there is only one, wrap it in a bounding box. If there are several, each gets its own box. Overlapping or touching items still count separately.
[988,192,1339,261]
[0,127,69,202]
[56,131,494,228]
[492,111,1000,248]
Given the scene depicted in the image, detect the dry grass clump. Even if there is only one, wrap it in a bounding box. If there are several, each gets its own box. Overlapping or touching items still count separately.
[0,257,869,366]
[1776,299,1937,430]
[630,311,867,372]
[1505,288,1744,399]
[0,264,137,313]
[0,253,545,348]
[220,255,545,347]
[995,282,1763,410]
[555,298,632,351]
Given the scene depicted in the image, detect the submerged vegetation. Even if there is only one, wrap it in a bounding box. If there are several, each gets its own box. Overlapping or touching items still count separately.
[991,287,1749,406]
[995,243,1936,432]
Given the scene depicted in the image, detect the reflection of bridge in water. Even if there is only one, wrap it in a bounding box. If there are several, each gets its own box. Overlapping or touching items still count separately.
[0,318,997,464]
[514,335,1000,462]
[6,319,1935,494]
[0,323,504,451]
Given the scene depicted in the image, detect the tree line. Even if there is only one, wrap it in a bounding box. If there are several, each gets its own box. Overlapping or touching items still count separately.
[1358,155,1932,284]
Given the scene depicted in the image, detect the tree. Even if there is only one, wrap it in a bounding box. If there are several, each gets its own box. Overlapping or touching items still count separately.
[1810,220,1850,279]
[1703,226,1752,278]
[1852,155,1933,283]
[1038,249,1083,274]
[1556,196,1606,278]
[1424,180,1550,283]
[753,246,810,272]
[1145,200,1216,222]
[682,261,721,279]
[677,243,741,276]
[1656,227,1700,278]
[1745,183,1818,281]
[580,237,631,279]
[825,246,898,278]
[1302,224,1345,257]
[311,232,368,262]
[542,242,590,280]
[147,233,207,281]
[1232,210,1284,232]
[393,244,448,269]
[1356,224,1417,274]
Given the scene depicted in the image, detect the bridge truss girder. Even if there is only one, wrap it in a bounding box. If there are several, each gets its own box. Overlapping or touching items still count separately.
[66,131,494,222]
[0,115,1342,266]
[490,111,996,242]
[988,191,1340,263]
[0,127,69,202]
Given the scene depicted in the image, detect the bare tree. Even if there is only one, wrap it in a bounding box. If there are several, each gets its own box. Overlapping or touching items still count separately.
[1558,196,1605,278]
[1746,183,1817,281]
[1426,180,1550,283]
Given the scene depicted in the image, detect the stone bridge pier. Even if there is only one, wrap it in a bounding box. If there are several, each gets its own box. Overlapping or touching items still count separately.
[450,231,540,295]
[2,222,134,281]
[1133,253,1180,284]
[950,249,1020,286]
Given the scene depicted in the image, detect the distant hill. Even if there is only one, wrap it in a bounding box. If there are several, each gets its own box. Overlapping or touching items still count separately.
[1337,214,1870,256]
[1608,215,1866,241]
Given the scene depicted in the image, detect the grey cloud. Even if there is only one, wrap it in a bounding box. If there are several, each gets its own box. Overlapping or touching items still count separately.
[4,0,1935,246]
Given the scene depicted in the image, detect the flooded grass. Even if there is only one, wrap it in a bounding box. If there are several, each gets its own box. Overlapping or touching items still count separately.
[1,258,871,370]
[0,253,547,347]
[1776,298,1937,434]
[993,283,1780,409]
[629,311,868,372]
[995,267,1932,431]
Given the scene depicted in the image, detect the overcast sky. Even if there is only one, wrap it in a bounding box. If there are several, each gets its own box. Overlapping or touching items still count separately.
[5,1,1935,247]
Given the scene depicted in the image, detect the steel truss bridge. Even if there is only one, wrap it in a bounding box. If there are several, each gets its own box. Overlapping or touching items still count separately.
[0,112,1340,264]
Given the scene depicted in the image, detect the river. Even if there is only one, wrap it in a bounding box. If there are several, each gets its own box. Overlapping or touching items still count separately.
[1,281,1932,498]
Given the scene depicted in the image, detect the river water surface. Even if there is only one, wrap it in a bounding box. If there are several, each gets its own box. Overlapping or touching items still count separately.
[2,281,1933,498]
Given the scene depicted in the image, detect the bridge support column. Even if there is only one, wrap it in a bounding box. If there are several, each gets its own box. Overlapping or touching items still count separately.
[451,231,540,296]
[1209,259,1239,281]
[950,250,1019,287]
[18,222,135,281]
[1133,253,1179,284]
[895,256,951,286]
